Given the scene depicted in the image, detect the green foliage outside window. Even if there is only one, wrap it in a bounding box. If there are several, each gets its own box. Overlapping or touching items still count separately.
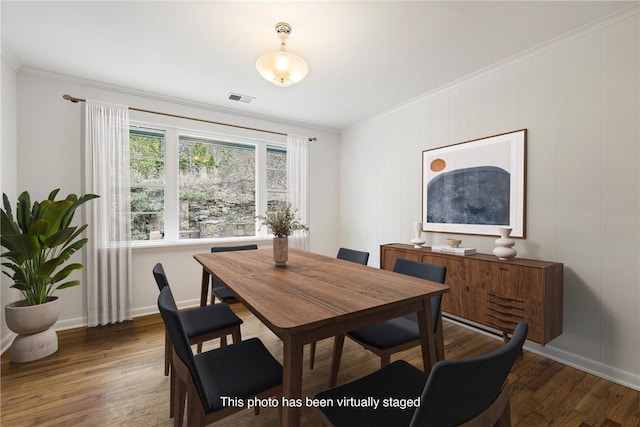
[178,136,256,239]
[129,129,286,241]
[130,130,165,240]
[178,141,216,173]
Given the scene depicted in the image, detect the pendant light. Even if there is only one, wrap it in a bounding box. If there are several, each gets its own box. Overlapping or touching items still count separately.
[256,22,309,87]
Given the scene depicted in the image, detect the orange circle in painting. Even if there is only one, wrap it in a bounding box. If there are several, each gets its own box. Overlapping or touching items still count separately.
[430,158,446,172]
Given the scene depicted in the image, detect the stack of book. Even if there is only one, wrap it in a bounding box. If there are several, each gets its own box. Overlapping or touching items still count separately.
[431,245,476,256]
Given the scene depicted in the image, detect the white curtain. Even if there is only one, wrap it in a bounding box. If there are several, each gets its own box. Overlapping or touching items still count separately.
[84,100,133,326]
[287,134,310,250]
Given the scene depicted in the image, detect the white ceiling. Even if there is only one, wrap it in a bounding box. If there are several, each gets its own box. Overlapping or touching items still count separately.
[2,1,635,131]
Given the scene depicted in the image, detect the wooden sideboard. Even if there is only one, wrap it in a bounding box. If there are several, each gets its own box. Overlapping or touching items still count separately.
[380,243,563,345]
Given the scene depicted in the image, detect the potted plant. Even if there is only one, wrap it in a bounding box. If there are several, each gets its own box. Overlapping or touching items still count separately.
[1,189,98,362]
[257,203,309,267]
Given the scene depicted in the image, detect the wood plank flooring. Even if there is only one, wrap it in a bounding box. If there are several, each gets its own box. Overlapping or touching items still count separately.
[2,305,639,426]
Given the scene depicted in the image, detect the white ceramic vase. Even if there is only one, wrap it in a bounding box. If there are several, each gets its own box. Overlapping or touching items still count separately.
[493,227,517,260]
[410,222,426,248]
[273,237,288,267]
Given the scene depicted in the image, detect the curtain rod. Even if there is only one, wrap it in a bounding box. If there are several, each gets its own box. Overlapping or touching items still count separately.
[62,94,317,142]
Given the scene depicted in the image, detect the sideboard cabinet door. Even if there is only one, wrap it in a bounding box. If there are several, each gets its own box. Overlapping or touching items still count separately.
[421,253,468,319]
[467,259,545,343]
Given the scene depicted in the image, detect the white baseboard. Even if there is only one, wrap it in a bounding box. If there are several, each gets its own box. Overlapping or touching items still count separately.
[443,316,640,392]
[0,298,200,356]
[1,333,15,355]
[525,342,640,392]
[133,298,200,318]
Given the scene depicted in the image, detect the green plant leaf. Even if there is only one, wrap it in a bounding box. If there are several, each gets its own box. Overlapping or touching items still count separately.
[16,191,32,233]
[2,193,14,223]
[57,238,88,263]
[2,263,27,284]
[43,227,76,249]
[1,210,20,241]
[35,199,52,226]
[2,234,40,259]
[0,250,25,264]
[39,200,73,239]
[28,218,48,238]
[11,283,29,291]
[30,200,40,225]
[2,261,22,273]
[62,224,87,249]
[36,258,62,279]
[48,189,60,201]
[54,280,81,290]
[50,263,82,284]
[60,193,99,229]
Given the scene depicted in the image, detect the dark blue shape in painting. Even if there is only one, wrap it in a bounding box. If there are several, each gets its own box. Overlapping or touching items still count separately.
[427,166,510,225]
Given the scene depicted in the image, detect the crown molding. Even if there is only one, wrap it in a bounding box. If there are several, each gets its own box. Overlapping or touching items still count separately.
[346,3,640,132]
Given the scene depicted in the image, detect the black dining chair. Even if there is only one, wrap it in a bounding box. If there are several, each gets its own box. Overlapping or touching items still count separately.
[153,263,243,377]
[336,247,370,265]
[209,244,258,305]
[158,286,283,426]
[329,258,446,386]
[315,322,529,427]
[308,247,370,370]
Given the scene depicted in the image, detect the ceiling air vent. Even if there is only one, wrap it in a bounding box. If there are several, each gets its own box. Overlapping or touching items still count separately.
[228,92,255,104]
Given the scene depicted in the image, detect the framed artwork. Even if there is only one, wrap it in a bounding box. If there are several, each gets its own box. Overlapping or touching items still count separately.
[422,129,527,237]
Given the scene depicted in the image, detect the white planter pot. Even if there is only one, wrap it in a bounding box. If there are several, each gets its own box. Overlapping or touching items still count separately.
[5,297,60,363]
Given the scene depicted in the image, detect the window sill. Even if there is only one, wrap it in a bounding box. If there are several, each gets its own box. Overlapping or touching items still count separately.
[131,236,274,252]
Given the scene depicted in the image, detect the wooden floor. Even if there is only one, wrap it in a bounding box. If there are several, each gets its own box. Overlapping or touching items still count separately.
[2,306,639,427]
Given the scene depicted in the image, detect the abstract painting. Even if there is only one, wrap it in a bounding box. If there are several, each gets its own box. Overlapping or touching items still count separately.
[422,129,526,237]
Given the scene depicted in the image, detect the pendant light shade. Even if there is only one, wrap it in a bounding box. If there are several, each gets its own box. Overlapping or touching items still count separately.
[256,22,308,87]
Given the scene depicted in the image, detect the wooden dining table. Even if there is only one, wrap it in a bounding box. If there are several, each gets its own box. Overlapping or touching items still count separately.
[194,248,449,427]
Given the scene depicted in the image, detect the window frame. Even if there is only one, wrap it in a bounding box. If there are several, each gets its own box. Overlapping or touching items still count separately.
[266,145,288,205]
[129,127,166,242]
[129,121,286,247]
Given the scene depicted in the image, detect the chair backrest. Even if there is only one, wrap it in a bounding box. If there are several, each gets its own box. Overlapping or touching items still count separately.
[392,258,446,283]
[210,245,258,288]
[152,263,170,291]
[157,286,214,412]
[210,244,259,253]
[392,258,446,330]
[410,322,529,427]
[337,247,370,265]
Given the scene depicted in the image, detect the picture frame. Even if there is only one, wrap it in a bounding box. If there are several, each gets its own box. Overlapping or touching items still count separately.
[422,129,527,237]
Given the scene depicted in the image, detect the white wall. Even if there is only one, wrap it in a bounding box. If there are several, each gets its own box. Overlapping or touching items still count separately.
[1,56,19,345]
[340,11,640,389]
[8,70,340,338]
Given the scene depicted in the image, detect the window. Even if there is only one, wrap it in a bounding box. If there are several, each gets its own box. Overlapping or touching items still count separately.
[178,136,256,239]
[129,124,286,243]
[266,145,287,211]
[129,129,165,241]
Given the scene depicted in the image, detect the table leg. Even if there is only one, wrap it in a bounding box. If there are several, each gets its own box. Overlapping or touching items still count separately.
[417,298,437,372]
[281,335,304,427]
[435,316,445,361]
[200,269,210,307]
